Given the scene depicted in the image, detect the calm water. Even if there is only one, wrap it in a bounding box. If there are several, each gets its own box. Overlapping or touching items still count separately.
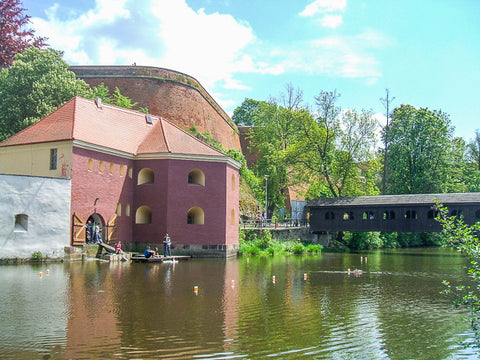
[0,248,478,359]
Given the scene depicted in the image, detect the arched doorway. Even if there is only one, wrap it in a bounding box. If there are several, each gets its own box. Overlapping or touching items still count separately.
[86,213,105,244]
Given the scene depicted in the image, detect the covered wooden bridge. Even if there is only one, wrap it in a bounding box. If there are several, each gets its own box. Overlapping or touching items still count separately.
[307,193,480,233]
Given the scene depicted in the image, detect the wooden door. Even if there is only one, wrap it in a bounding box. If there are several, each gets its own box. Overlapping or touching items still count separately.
[104,214,118,244]
[72,212,85,246]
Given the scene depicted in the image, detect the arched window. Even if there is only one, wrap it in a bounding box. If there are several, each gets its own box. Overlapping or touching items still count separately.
[231,209,235,225]
[126,203,131,217]
[135,206,152,224]
[88,159,93,171]
[427,209,439,219]
[120,165,125,177]
[14,214,28,232]
[138,168,154,185]
[343,212,354,221]
[325,211,335,220]
[116,203,122,216]
[188,169,205,186]
[383,211,395,220]
[362,211,375,220]
[450,209,464,218]
[128,167,133,179]
[99,161,104,173]
[405,210,418,220]
[232,174,236,190]
[187,207,205,224]
[109,163,114,175]
[476,210,480,221]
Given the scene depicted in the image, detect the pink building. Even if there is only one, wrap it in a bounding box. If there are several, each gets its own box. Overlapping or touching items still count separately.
[0,97,241,257]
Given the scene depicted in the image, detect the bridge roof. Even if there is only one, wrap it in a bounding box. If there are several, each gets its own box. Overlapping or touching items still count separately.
[308,192,480,207]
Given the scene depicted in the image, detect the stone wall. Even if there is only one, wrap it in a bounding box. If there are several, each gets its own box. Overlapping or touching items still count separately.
[70,65,241,151]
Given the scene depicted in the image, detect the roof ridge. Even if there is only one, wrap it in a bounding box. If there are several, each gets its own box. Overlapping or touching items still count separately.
[159,118,170,153]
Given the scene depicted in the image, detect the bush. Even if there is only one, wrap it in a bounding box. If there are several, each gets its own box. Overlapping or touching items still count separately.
[343,231,382,250]
[306,244,323,254]
[31,251,42,260]
[238,229,322,257]
[292,243,305,254]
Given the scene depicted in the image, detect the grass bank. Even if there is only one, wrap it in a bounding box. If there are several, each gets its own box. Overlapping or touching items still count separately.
[239,229,323,256]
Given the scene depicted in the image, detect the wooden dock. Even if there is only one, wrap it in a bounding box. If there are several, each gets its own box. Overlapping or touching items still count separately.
[131,255,190,263]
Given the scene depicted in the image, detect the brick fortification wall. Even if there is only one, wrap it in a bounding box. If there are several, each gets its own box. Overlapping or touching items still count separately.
[70,65,241,151]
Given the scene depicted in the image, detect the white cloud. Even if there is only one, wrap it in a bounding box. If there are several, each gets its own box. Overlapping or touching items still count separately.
[299,0,347,17]
[299,0,347,29]
[29,0,386,110]
[31,0,259,91]
[321,14,343,28]
[273,30,387,81]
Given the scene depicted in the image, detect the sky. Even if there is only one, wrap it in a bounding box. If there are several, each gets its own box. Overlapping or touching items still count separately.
[23,0,480,141]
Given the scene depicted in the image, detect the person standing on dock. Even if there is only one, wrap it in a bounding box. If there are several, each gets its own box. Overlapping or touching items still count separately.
[86,220,93,243]
[163,233,171,257]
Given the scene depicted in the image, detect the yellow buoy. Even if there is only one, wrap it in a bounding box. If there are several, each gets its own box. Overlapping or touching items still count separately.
[39,272,43,278]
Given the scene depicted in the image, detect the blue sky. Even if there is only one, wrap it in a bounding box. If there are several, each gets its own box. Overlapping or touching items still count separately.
[24,0,480,141]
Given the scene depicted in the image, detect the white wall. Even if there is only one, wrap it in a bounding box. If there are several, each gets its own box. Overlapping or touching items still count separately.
[0,174,71,258]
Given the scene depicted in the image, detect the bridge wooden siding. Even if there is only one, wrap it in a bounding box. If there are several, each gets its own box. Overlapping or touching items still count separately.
[307,193,480,233]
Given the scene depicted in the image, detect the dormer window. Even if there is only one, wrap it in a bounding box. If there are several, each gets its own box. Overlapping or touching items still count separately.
[145,115,152,125]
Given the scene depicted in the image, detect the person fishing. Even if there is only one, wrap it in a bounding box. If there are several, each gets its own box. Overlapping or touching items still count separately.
[163,233,171,257]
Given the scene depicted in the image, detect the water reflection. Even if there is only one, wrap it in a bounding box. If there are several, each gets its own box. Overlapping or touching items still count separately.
[0,249,478,359]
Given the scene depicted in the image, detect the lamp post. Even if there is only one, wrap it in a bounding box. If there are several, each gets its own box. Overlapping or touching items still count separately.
[264,175,269,226]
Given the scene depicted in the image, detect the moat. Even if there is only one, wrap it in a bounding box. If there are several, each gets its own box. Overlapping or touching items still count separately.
[0,248,478,359]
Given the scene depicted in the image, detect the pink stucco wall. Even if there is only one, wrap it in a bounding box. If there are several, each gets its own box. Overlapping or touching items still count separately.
[225,164,239,245]
[133,158,238,247]
[71,147,239,252]
[71,147,134,243]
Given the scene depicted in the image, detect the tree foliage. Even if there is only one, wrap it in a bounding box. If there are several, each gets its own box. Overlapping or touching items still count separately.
[289,90,379,198]
[249,100,306,212]
[0,47,90,140]
[385,105,454,194]
[466,130,480,171]
[0,0,47,68]
[435,202,480,341]
[232,98,263,126]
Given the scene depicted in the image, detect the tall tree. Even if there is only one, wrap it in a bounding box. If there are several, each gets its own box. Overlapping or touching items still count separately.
[466,130,480,171]
[0,0,47,68]
[248,101,308,212]
[290,90,378,198]
[0,47,91,140]
[385,104,454,194]
[232,98,263,126]
[279,82,304,111]
[379,89,395,194]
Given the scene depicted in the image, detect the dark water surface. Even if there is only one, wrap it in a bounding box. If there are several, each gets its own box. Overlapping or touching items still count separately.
[0,248,478,359]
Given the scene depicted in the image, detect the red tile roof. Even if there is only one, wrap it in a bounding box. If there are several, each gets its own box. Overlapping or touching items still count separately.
[0,97,227,158]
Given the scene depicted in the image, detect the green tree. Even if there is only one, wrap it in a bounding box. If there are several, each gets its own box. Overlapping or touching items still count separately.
[435,202,480,342]
[385,105,454,194]
[466,130,480,171]
[232,98,263,126]
[0,46,91,140]
[290,90,379,198]
[249,101,308,212]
